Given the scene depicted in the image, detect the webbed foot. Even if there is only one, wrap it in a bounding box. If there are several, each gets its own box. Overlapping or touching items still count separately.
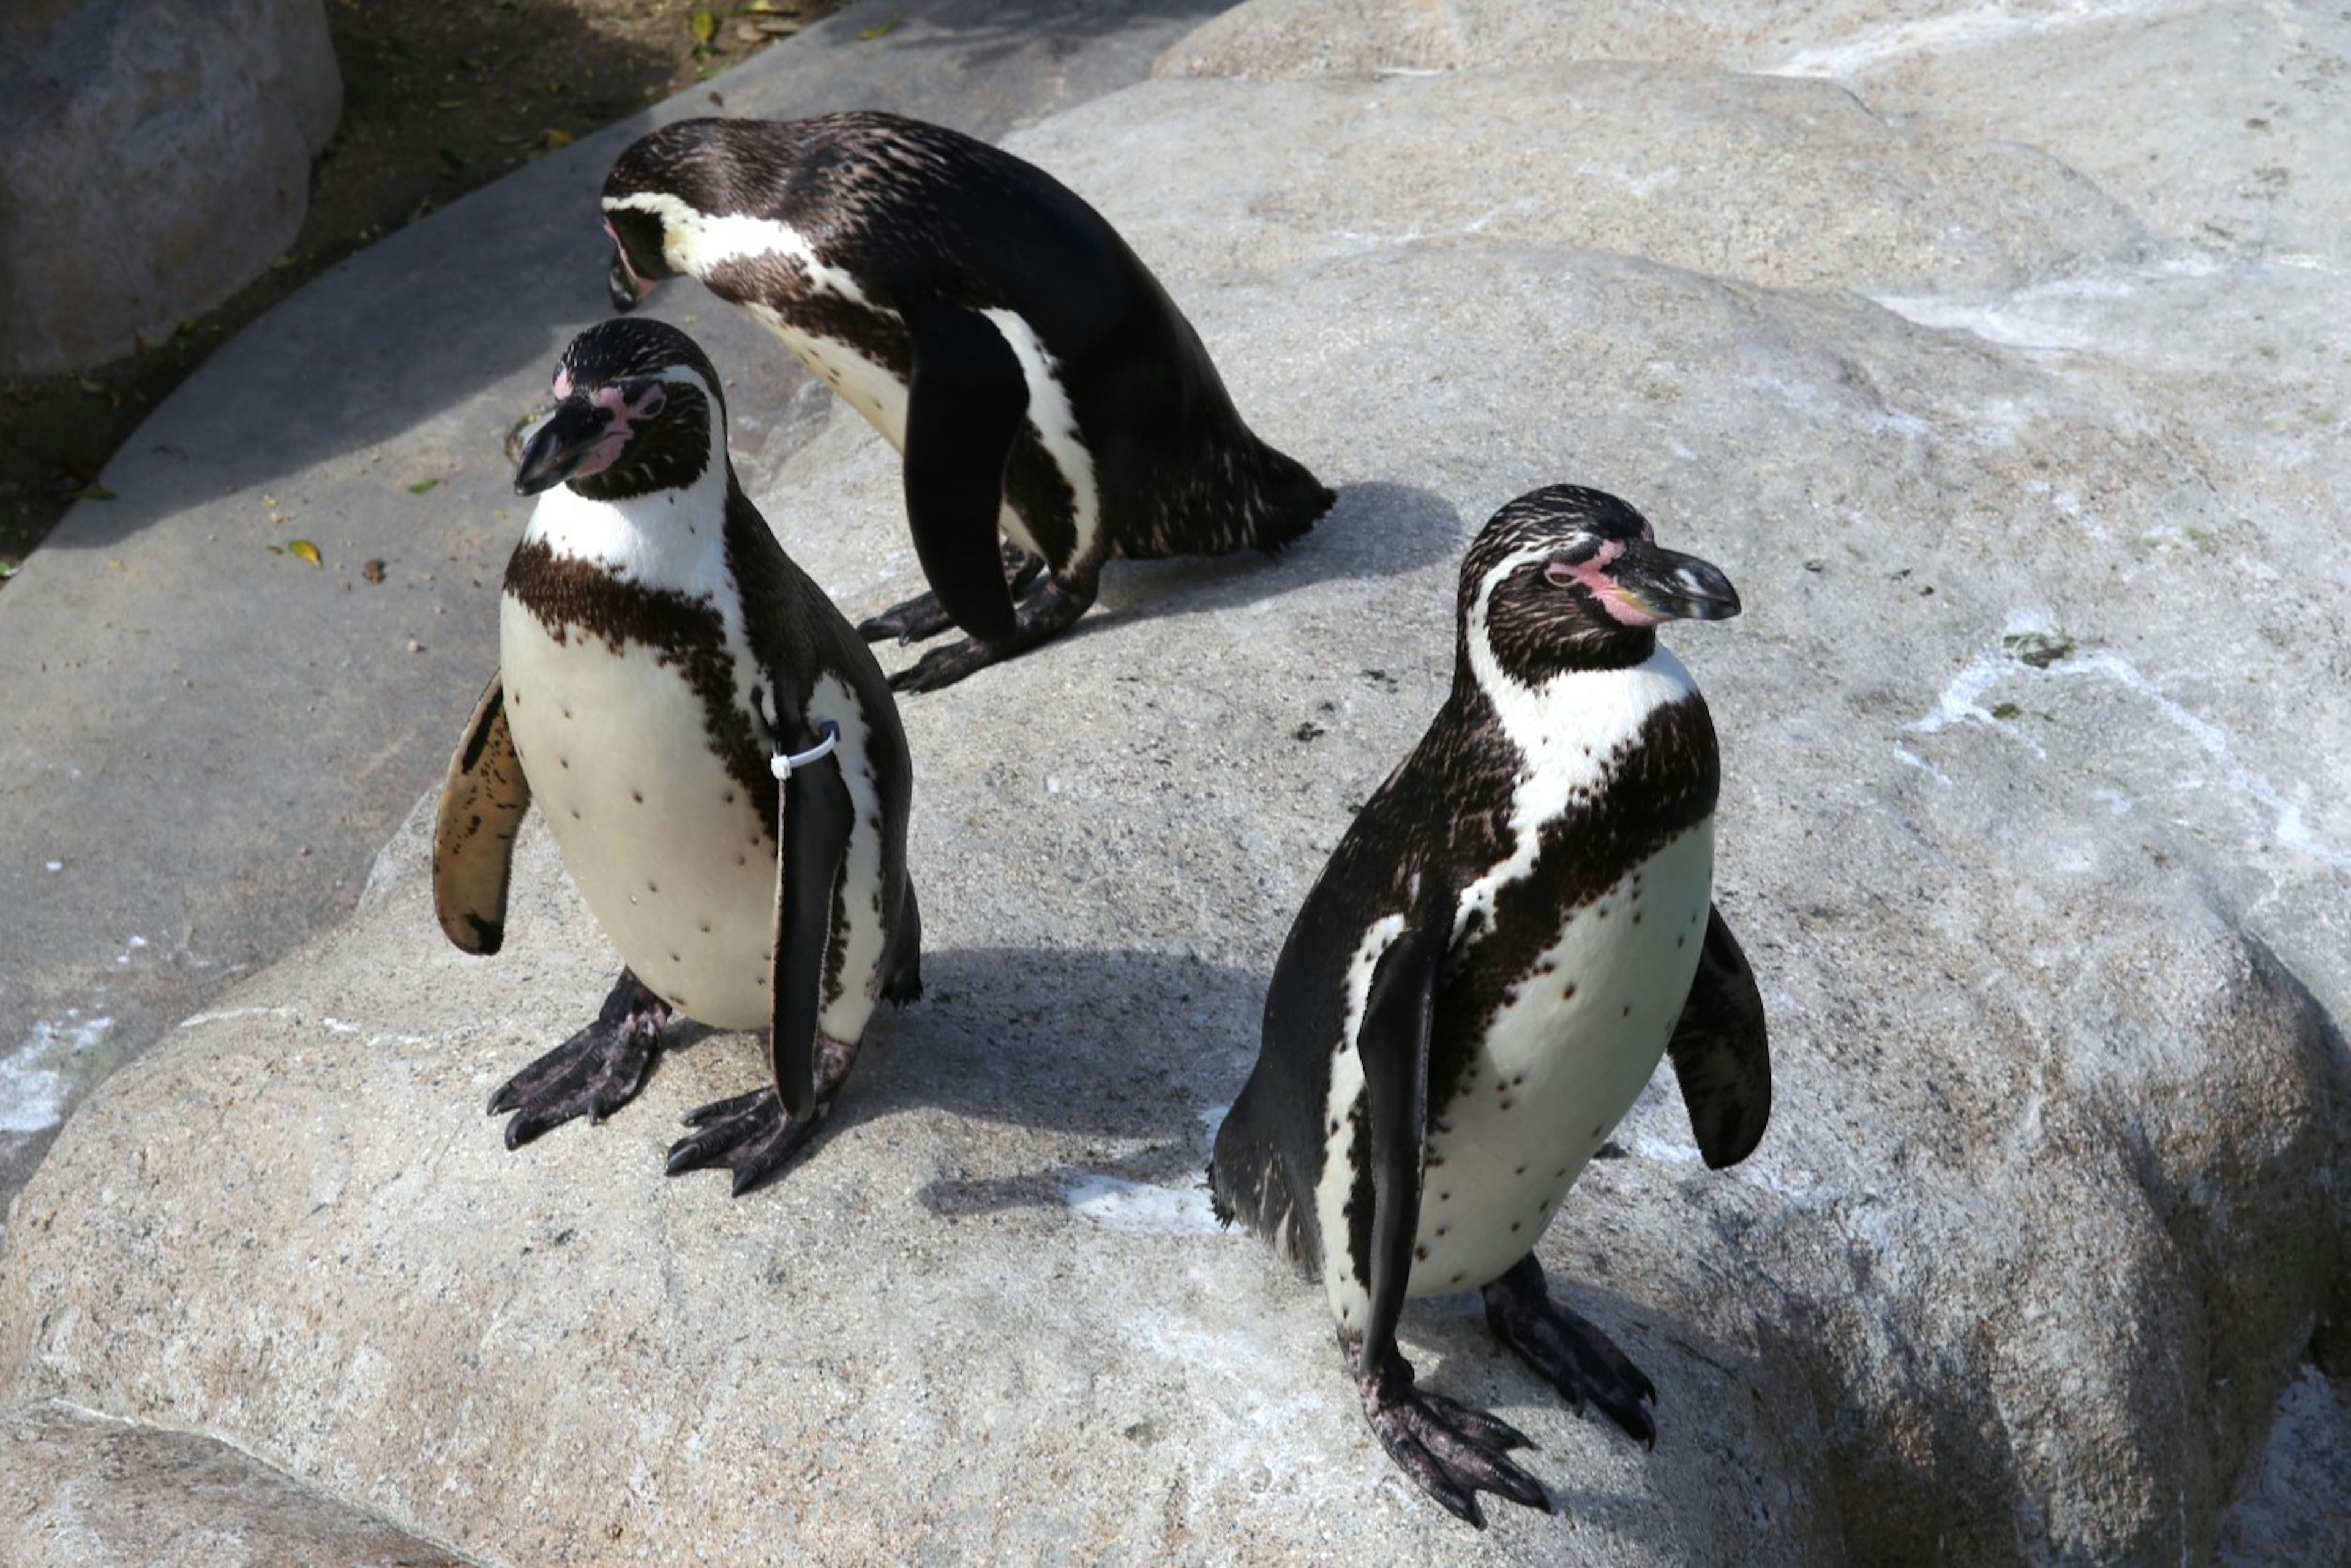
[487,967,669,1147]
[664,1088,829,1196]
[1482,1253,1657,1446]
[888,577,1092,693]
[858,542,1046,644]
[664,1033,859,1196]
[1355,1347,1551,1528]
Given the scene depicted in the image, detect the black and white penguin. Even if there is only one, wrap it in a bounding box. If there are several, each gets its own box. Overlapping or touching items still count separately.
[433,316,921,1194]
[598,111,1335,691]
[1209,484,1771,1525]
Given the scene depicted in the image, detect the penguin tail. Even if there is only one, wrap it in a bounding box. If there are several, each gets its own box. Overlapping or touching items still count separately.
[1209,1108,1316,1278]
[1240,440,1335,555]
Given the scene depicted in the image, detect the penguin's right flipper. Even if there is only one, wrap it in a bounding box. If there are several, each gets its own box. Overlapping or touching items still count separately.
[434,673,531,956]
[1664,906,1771,1169]
[1351,913,1550,1528]
[899,305,1029,645]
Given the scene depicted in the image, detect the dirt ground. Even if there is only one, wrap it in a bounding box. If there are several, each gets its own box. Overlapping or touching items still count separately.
[0,0,844,582]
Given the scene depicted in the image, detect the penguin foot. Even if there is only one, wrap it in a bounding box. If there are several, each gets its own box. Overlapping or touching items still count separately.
[1355,1349,1550,1528]
[888,578,1092,693]
[1482,1254,1658,1446]
[858,544,1049,645]
[666,1088,829,1196]
[488,969,669,1147]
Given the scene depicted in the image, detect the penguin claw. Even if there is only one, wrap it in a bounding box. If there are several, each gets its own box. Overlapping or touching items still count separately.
[1482,1255,1659,1447]
[665,1088,826,1196]
[488,970,667,1148]
[860,544,1048,645]
[1357,1352,1551,1527]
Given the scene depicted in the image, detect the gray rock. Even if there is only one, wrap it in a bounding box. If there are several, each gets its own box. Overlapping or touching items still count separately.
[0,0,1229,1259]
[0,1401,471,1568]
[0,0,341,375]
[4,0,2349,1560]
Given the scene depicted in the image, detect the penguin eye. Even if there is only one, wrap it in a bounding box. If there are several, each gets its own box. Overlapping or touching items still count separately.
[635,385,667,419]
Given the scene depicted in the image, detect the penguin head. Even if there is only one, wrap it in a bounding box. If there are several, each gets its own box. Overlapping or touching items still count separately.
[1463,485,1741,681]
[514,318,725,501]
[601,119,744,311]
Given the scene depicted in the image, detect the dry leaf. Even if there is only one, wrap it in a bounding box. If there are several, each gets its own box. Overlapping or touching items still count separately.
[541,127,574,149]
[858,15,900,39]
[74,483,116,501]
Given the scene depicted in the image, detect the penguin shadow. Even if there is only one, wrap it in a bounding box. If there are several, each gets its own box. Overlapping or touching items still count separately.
[1076,480,1464,642]
[827,944,1265,1217]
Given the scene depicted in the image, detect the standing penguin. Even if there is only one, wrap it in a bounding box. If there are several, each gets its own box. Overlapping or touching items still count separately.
[598,112,1335,691]
[1210,485,1771,1525]
[434,317,921,1195]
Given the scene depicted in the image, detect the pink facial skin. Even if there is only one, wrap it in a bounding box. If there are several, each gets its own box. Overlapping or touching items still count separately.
[1543,541,1670,628]
[566,381,668,479]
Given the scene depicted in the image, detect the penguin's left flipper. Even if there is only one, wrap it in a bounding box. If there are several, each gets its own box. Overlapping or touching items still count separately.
[1664,906,1771,1169]
[433,674,531,956]
[859,541,1047,645]
[666,736,857,1196]
[899,304,1029,646]
[771,736,855,1122]
[1352,913,1551,1527]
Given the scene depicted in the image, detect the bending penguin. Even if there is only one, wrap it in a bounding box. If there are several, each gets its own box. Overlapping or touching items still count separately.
[434,317,921,1195]
[1210,484,1771,1526]
[598,111,1335,691]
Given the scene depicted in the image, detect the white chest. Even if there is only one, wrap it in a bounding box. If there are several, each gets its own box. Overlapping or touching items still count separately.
[749,302,913,449]
[1408,821,1714,1296]
[500,597,778,1029]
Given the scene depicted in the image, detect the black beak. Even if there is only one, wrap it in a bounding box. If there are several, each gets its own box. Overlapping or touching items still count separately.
[609,248,647,313]
[1609,539,1742,622]
[512,396,609,497]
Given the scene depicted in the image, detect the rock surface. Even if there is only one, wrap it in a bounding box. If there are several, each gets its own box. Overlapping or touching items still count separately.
[0,0,341,375]
[0,0,1228,1254]
[0,1401,468,1568]
[5,0,2350,1562]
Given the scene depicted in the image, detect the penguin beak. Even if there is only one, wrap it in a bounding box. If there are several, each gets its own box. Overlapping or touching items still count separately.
[608,247,648,313]
[512,396,611,496]
[1600,540,1743,624]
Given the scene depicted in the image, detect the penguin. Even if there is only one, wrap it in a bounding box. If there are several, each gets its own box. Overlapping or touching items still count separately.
[1209,484,1771,1525]
[433,316,921,1195]
[598,111,1335,692]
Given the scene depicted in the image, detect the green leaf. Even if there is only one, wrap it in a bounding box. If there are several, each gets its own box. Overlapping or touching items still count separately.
[858,13,901,39]
[74,483,116,501]
[407,478,439,495]
[288,539,323,566]
[691,9,718,43]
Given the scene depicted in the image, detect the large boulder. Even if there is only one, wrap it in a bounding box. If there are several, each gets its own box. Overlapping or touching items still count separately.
[0,0,340,375]
[3,2,2347,1562]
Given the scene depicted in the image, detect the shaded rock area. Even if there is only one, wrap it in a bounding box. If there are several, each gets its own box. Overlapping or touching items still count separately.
[4,1,2349,1563]
[0,0,341,375]
[0,1401,470,1568]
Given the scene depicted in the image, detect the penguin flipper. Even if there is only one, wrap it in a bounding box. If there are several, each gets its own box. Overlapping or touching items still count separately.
[433,673,531,955]
[900,305,1029,645]
[1665,905,1771,1169]
[1355,911,1448,1373]
[771,737,855,1123]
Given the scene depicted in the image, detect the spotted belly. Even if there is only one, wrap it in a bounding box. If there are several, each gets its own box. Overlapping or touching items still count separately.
[499,599,777,1029]
[1408,822,1715,1297]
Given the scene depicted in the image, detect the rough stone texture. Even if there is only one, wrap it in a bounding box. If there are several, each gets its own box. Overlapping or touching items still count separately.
[0,0,342,375]
[4,0,2350,1562]
[0,0,1230,1254]
[0,1401,474,1567]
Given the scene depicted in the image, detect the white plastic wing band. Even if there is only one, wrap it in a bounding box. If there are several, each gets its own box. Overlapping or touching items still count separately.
[770,720,841,780]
